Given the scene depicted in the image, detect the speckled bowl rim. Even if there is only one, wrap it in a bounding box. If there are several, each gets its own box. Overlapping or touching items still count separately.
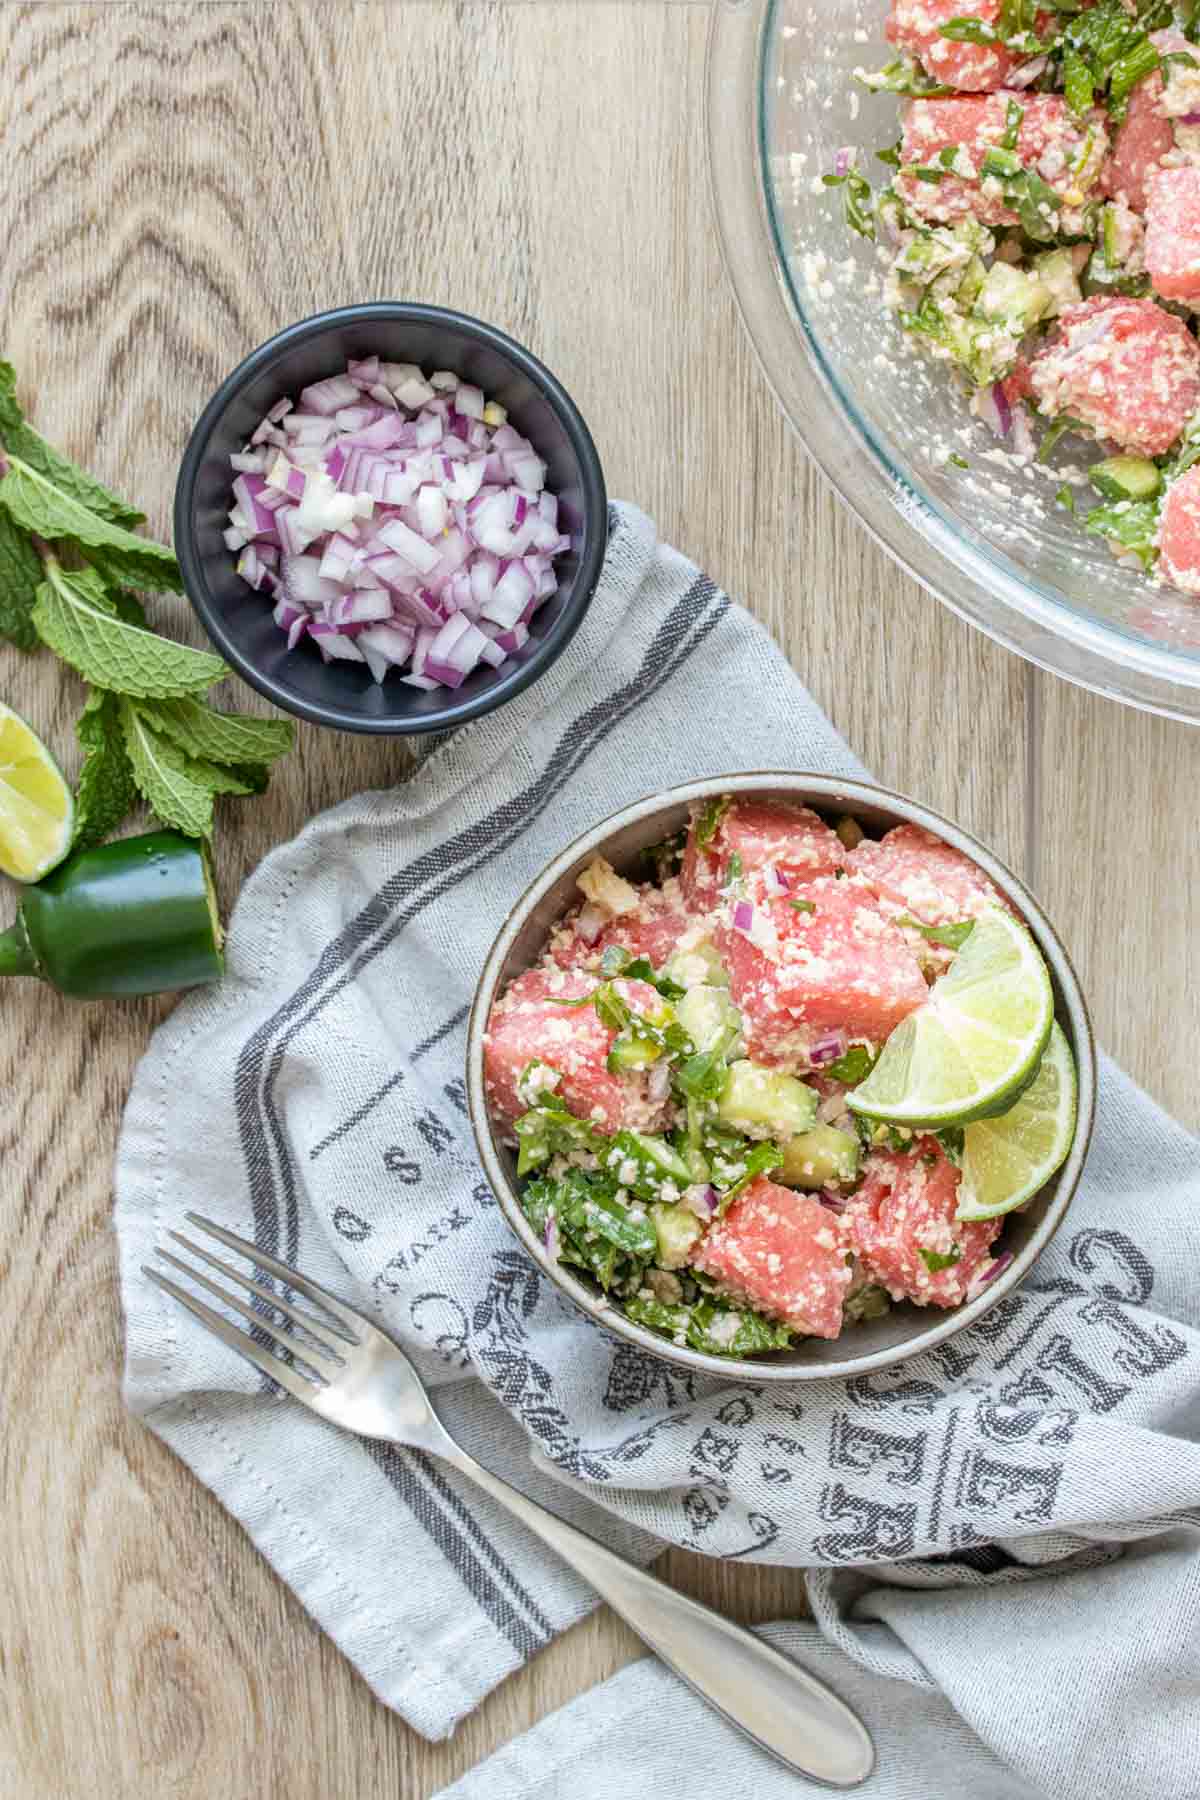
[466,773,1096,1382]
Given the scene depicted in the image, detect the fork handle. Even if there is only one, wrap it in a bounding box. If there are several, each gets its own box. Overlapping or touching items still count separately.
[438,1446,873,1787]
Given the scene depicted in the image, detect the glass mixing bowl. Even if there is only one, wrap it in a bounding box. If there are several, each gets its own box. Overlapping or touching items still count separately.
[707,0,1200,722]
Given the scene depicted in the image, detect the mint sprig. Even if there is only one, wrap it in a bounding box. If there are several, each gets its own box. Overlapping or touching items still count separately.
[0,359,294,844]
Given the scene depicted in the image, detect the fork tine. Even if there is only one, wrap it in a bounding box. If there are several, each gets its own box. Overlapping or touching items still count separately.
[184,1212,364,1340]
[155,1248,339,1375]
[144,1267,322,1403]
[168,1230,355,1353]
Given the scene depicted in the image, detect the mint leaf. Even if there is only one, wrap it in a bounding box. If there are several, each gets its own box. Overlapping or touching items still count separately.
[694,794,730,849]
[139,696,294,767]
[119,702,256,838]
[897,914,975,951]
[72,689,136,849]
[0,455,181,592]
[918,1244,962,1274]
[826,1044,876,1085]
[0,506,41,649]
[32,562,226,698]
[0,363,144,528]
[119,700,217,837]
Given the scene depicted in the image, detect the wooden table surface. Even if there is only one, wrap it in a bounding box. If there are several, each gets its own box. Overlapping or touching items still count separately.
[2,3,1198,1795]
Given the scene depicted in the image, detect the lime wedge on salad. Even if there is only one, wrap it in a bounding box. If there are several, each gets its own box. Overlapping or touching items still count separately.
[0,701,74,882]
[955,1021,1077,1221]
[848,906,1053,1128]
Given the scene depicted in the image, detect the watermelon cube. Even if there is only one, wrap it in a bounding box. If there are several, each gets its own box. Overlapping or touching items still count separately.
[483,966,669,1134]
[886,0,1052,93]
[1027,296,1200,457]
[849,824,1010,927]
[718,875,928,1064]
[1102,68,1173,214]
[897,94,1107,228]
[692,1174,854,1338]
[681,798,845,912]
[549,881,691,973]
[1157,466,1200,597]
[844,1139,1002,1308]
[1146,166,1200,303]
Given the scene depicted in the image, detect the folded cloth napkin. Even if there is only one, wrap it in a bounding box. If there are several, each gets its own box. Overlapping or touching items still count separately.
[116,504,1200,1795]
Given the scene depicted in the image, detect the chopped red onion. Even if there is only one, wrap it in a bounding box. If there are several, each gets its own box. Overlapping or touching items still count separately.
[761,864,791,898]
[1182,109,1200,125]
[810,1032,848,1068]
[229,359,569,689]
[544,1211,560,1262]
[683,1184,718,1220]
[978,381,1012,441]
[819,1189,849,1214]
[732,899,755,933]
[976,1250,1014,1290]
[647,1059,672,1104]
[1008,54,1047,88]
[576,903,606,945]
[834,145,856,178]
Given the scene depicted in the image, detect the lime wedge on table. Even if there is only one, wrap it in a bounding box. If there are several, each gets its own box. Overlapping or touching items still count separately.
[0,701,74,882]
[848,906,1053,1128]
[956,1022,1077,1221]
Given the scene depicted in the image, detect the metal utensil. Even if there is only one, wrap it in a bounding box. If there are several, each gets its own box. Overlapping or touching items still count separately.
[147,1213,875,1788]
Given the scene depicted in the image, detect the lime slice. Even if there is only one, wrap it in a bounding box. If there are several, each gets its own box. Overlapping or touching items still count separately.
[955,1022,1077,1220]
[848,906,1053,1128]
[0,701,74,882]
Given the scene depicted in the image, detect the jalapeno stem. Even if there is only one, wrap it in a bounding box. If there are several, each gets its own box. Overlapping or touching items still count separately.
[0,919,37,978]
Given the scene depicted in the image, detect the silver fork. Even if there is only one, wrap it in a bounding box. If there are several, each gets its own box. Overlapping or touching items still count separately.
[147,1214,874,1788]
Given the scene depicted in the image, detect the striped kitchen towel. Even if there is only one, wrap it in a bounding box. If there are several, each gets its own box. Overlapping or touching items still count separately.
[115,504,1200,1799]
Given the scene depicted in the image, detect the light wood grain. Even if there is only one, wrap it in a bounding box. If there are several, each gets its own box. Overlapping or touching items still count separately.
[0,3,1196,1797]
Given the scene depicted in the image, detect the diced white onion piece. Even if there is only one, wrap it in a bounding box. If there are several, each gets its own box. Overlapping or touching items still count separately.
[395,376,436,409]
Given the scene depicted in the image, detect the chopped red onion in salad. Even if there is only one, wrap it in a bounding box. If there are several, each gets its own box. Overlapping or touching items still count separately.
[225,360,569,687]
[809,1032,848,1068]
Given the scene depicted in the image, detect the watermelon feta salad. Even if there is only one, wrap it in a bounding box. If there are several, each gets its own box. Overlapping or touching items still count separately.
[483,796,1076,1359]
[833,2,1200,593]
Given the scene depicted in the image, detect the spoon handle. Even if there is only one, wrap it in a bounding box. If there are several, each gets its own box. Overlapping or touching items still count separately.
[440,1446,874,1788]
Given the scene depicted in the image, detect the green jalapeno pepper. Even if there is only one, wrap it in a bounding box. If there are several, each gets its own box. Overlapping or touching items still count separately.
[0,830,224,997]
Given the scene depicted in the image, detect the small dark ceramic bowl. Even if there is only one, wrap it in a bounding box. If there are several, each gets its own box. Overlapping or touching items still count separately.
[174,304,608,735]
[467,774,1097,1382]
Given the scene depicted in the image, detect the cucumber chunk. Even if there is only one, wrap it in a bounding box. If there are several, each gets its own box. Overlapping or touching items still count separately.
[1032,248,1082,317]
[717,1060,818,1139]
[975,262,1051,331]
[1089,456,1162,504]
[651,1201,704,1269]
[663,936,729,989]
[676,984,741,1054]
[778,1125,861,1191]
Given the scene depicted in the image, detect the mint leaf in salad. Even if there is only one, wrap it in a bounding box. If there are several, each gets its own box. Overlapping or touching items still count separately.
[897,914,976,951]
[826,1044,877,1086]
[918,1244,963,1274]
